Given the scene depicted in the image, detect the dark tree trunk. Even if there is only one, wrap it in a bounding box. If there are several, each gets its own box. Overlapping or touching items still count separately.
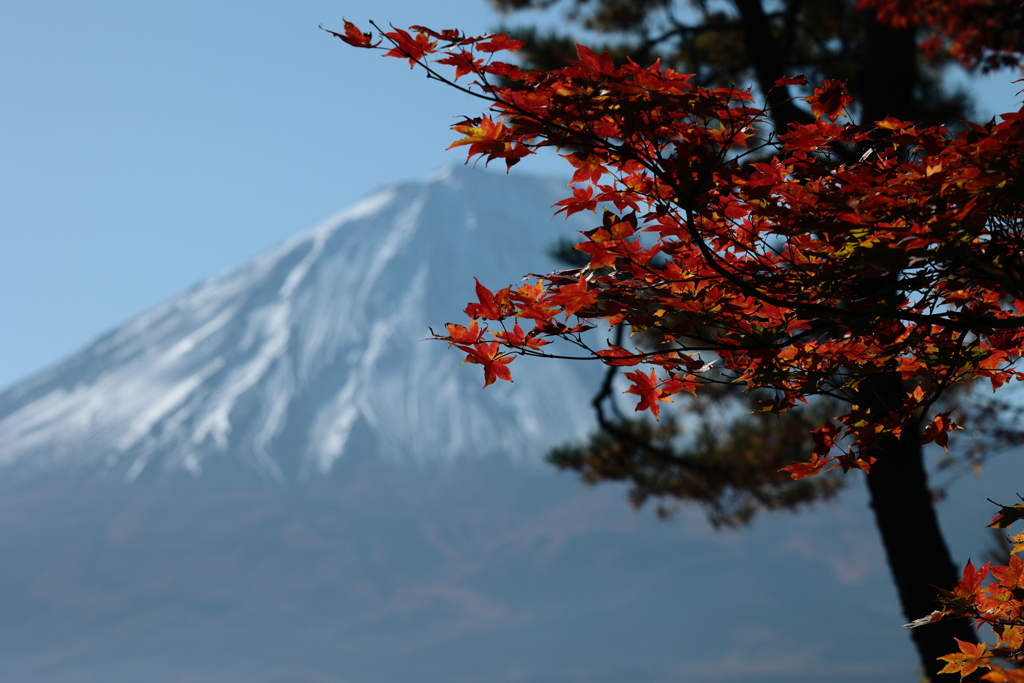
[733,0,814,128]
[861,374,978,681]
[859,14,920,123]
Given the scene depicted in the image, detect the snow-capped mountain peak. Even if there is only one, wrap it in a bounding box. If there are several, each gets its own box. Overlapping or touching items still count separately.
[0,166,599,484]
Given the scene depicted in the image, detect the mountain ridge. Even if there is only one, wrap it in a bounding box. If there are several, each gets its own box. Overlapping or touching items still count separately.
[0,166,599,485]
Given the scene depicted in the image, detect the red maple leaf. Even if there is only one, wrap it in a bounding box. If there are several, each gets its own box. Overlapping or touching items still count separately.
[563,152,605,185]
[464,278,503,320]
[476,34,525,53]
[383,28,437,67]
[595,345,643,366]
[493,322,549,350]
[461,342,514,387]
[436,51,483,80]
[548,275,599,319]
[774,75,809,88]
[805,79,853,121]
[780,454,836,480]
[553,186,598,217]
[322,21,381,49]
[922,411,959,452]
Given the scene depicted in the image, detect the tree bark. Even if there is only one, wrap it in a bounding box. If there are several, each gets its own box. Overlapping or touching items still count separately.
[733,0,814,128]
[859,14,919,123]
[861,373,978,681]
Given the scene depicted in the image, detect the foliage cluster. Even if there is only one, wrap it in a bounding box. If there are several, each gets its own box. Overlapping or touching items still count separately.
[331,2,1024,678]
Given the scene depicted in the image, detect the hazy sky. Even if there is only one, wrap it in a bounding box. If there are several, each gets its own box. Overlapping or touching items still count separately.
[3,0,1022,391]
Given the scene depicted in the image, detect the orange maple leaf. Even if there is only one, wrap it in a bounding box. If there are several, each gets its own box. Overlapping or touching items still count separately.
[938,638,991,679]
[952,560,991,602]
[623,369,679,419]
[780,454,835,480]
[1010,533,1024,556]
[445,320,483,346]
[448,116,510,160]
[992,554,1024,592]
[983,665,1024,682]
[511,281,556,322]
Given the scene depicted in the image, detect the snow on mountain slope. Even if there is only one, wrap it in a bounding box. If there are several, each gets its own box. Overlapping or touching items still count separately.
[0,166,598,483]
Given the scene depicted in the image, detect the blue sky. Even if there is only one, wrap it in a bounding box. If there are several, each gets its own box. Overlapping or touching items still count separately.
[2,0,1022,392]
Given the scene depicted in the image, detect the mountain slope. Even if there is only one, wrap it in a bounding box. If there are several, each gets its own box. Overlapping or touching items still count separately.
[0,455,920,683]
[0,166,596,484]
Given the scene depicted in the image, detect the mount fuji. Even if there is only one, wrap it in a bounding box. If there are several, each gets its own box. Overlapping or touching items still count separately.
[0,166,932,683]
[0,166,598,485]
